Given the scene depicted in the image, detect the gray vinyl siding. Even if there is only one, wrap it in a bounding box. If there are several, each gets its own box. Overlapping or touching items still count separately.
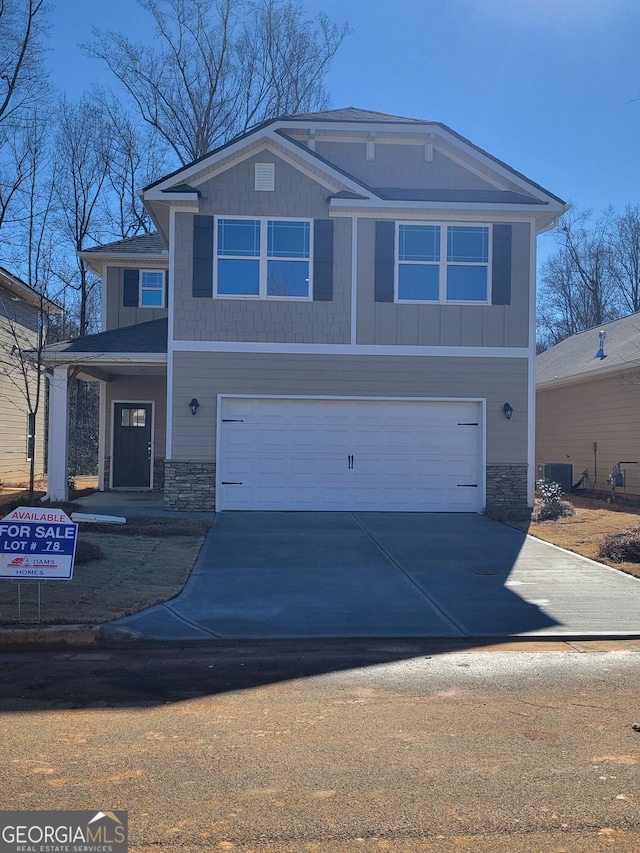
[0,297,45,484]
[357,220,531,348]
[537,374,640,496]
[106,266,168,330]
[104,375,167,464]
[314,141,500,192]
[172,152,351,343]
[170,350,528,464]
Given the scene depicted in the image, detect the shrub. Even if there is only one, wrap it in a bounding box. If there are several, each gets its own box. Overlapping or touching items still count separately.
[532,479,575,521]
[536,478,564,506]
[598,527,640,563]
[75,538,104,564]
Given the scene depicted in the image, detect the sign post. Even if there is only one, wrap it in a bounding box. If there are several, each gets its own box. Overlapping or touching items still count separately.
[0,506,78,581]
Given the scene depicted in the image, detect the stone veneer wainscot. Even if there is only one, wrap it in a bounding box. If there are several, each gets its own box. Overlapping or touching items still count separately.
[485,463,528,508]
[164,461,216,511]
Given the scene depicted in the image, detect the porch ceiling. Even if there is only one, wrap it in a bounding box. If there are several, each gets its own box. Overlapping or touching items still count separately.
[76,362,167,382]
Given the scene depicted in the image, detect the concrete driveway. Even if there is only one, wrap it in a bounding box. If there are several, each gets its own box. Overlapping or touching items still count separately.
[103,511,640,642]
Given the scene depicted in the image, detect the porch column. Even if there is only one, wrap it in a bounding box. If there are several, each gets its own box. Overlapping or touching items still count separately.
[47,365,69,501]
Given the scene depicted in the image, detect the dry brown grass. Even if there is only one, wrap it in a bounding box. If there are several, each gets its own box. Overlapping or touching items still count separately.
[508,493,640,579]
[0,488,211,626]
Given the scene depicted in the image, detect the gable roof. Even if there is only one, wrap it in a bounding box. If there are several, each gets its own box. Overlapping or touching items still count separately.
[0,265,62,313]
[537,312,640,389]
[81,233,167,255]
[141,106,567,210]
[282,107,430,124]
[79,233,168,273]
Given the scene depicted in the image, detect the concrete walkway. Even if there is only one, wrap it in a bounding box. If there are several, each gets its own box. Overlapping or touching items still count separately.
[101,511,640,642]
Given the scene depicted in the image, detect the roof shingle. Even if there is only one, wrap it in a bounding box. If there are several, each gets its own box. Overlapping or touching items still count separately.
[537,313,640,386]
[45,318,168,355]
[81,233,166,255]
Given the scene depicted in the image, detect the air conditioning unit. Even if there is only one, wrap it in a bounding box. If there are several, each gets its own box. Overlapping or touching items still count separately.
[536,463,573,494]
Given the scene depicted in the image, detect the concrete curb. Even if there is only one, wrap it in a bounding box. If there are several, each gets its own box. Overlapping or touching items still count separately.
[0,624,100,651]
[1,624,640,653]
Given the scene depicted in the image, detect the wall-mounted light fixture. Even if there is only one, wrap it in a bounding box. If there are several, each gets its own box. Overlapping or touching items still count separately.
[189,397,200,416]
[503,402,514,421]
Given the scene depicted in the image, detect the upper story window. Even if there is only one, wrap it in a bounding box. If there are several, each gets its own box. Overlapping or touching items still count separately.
[397,223,490,303]
[140,270,165,307]
[216,217,311,299]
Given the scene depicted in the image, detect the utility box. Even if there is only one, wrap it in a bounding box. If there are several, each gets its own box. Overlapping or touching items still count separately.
[536,463,573,495]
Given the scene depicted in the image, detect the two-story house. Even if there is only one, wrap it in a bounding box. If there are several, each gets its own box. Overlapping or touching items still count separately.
[0,266,61,487]
[42,108,566,512]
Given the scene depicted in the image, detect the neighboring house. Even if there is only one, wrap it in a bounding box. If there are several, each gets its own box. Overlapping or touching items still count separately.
[0,267,61,487]
[537,313,640,497]
[42,107,566,511]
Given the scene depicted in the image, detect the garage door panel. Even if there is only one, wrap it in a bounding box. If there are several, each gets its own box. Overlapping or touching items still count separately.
[219,398,483,512]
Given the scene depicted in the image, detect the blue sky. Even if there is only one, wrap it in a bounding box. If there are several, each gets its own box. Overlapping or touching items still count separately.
[47,0,640,258]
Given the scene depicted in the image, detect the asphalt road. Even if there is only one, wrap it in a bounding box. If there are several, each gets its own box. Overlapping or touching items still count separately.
[1,641,639,852]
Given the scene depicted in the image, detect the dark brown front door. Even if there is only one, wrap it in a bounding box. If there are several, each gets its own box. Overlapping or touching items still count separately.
[112,403,152,488]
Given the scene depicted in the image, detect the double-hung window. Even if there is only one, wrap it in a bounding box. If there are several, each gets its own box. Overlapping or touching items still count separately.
[397,223,490,303]
[216,217,311,298]
[140,270,165,307]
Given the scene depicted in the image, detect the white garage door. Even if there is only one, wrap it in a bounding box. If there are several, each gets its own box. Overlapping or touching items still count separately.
[218,398,483,512]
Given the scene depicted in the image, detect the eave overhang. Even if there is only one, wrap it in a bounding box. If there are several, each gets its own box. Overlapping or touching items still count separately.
[536,357,640,391]
[0,268,62,314]
[41,351,168,367]
[78,250,169,275]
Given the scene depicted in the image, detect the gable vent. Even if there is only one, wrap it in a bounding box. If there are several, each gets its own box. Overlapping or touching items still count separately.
[255,162,275,191]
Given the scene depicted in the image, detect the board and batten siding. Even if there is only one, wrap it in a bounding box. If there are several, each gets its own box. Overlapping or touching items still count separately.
[172,152,351,344]
[537,374,640,496]
[357,220,531,348]
[105,267,168,330]
[170,350,528,463]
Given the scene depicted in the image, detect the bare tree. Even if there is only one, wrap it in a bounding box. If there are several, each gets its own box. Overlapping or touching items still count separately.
[537,209,621,350]
[53,97,114,336]
[0,0,49,244]
[611,205,640,315]
[86,0,351,165]
[0,123,31,236]
[0,0,48,129]
[0,118,61,495]
[96,93,168,239]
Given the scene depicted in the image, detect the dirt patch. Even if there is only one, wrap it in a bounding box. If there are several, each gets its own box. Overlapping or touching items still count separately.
[508,493,640,580]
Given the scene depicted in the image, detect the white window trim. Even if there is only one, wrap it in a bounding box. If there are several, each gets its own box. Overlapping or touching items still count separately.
[395,221,492,305]
[140,269,165,308]
[214,215,313,301]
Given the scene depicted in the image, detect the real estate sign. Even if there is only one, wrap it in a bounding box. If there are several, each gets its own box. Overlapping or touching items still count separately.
[0,506,78,580]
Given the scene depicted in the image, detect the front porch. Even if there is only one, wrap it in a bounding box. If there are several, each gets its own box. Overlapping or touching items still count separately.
[42,319,168,503]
